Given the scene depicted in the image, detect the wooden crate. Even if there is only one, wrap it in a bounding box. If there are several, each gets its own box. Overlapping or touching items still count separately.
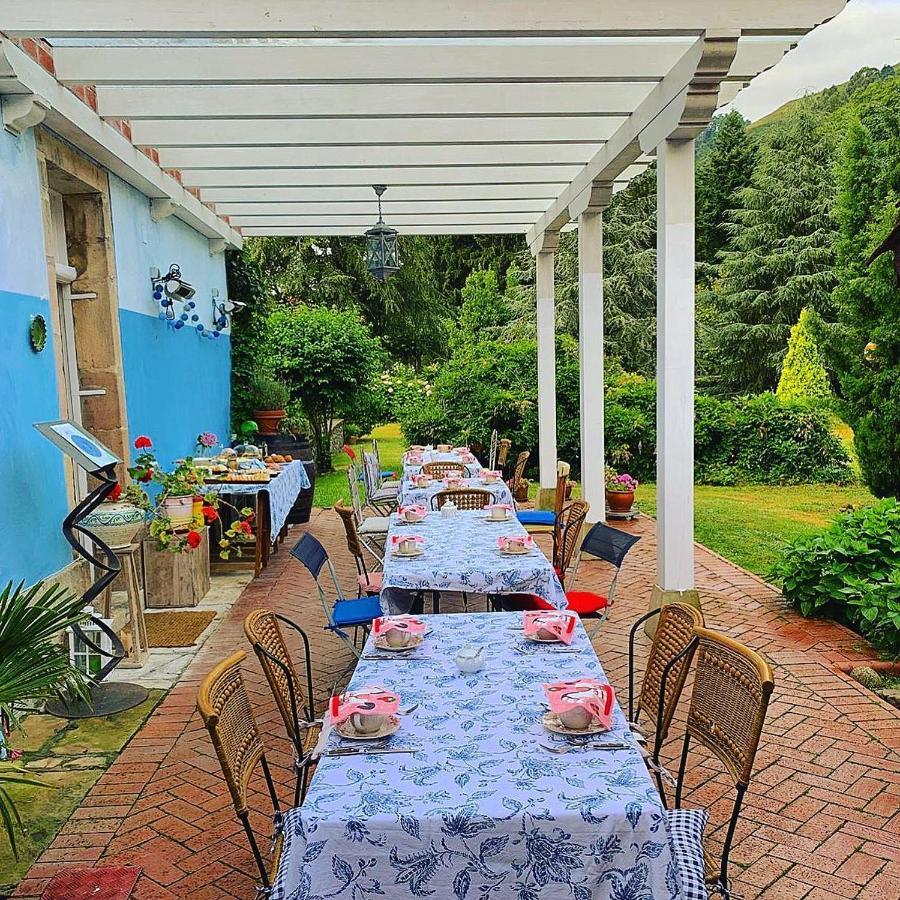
[142,527,210,609]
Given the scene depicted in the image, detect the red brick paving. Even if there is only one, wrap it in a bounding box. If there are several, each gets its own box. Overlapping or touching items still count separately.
[15,511,900,899]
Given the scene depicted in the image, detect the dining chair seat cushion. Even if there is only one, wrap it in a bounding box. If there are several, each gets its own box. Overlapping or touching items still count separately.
[330,595,382,627]
[358,572,383,595]
[371,487,399,501]
[515,510,556,527]
[563,590,610,615]
[665,808,710,900]
[358,516,390,535]
[381,470,398,480]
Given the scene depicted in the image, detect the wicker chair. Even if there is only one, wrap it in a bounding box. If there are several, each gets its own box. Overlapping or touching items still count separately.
[668,628,775,899]
[496,438,512,473]
[517,461,569,535]
[244,609,320,806]
[431,487,493,511]
[422,460,466,479]
[197,651,283,897]
[334,500,383,596]
[508,450,530,500]
[290,532,381,658]
[553,498,590,587]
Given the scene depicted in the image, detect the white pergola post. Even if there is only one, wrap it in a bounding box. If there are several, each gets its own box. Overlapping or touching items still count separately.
[535,243,558,493]
[653,137,699,608]
[577,209,606,523]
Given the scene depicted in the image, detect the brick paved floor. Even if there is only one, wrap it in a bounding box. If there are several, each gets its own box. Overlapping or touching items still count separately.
[15,511,900,900]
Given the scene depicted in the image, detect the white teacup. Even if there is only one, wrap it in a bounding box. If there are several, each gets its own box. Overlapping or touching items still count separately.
[482,474,498,484]
[536,626,559,641]
[489,506,508,521]
[437,444,451,452]
[558,707,593,730]
[350,712,387,734]
[385,629,414,648]
[404,509,424,523]
[397,539,416,555]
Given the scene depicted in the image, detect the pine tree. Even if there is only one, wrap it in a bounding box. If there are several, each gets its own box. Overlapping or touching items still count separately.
[695,111,758,272]
[776,307,832,402]
[712,103,838,394]
[828,75,900,497]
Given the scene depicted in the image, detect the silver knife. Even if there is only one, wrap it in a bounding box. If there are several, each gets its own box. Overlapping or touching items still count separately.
[361,654,430,661]
[323,746,421,757]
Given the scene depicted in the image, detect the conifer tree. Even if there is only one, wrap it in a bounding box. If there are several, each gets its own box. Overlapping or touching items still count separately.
[713,104,838,394]
[776,307,832,402]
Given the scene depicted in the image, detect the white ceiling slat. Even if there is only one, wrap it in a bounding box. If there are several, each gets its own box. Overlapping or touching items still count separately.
[131,116,626,148]
[158,144,602,170]
[6,0,846,37]
[180,166,581,188]
[52,42,689,85]
[198,184,568,203]
[229,213,538,227]
[95,82,655,119]
[240,225,529,236]
[214,200,549,215]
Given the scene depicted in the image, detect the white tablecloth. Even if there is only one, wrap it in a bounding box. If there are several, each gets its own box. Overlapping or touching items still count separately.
[272,613,682,900]
[397,476,513,510]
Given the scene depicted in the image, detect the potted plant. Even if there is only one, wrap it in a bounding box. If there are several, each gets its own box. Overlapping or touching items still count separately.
[250,374,290,436]
[605,467,638,513]
[79,481,147,550]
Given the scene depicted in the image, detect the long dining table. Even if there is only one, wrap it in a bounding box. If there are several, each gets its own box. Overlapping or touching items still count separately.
[272,613,683,900]
[378,509,567,615]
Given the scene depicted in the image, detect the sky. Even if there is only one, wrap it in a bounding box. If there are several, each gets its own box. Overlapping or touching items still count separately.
[729,0,900,121]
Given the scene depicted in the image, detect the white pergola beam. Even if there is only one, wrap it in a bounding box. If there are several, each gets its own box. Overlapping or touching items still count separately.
[227,213,539,227]
[131,116,626,148]
[6,1,846,37]
[52,41,689,85]
[199,185,568,204]
[214,200,549,216]
[157,143,602,170]
[95,83,655,120]
[179,166,581,188]
[239,225,528,236]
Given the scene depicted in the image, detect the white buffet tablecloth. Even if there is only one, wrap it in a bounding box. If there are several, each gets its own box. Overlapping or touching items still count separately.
[203,459,310,542]
[272,613,682,900]
[379,510,566,614]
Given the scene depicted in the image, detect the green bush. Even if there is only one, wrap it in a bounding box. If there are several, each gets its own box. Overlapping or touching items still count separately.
[776,307,832,403]
[771,498,900,654]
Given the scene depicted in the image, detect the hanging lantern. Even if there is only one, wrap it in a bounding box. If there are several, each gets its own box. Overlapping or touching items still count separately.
[67,607,115,677]
[365,185,400,281]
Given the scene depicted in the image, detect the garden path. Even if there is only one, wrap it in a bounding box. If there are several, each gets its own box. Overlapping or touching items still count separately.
[13,512,900,900]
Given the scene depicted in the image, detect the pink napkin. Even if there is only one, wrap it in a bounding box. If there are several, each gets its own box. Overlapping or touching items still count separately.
[406,452,424,464]
[330,687,400,725]
[398,504,427,517]
[444,476,464,486]
[543,679,615,729]
[497,535,535,551]
[488,503,513,511]
[374,615,426,636]
[452,446,469,453]
[483,470,503,479]
[391,534,425,549]
[524,610,578,645]
[413,474,431,486]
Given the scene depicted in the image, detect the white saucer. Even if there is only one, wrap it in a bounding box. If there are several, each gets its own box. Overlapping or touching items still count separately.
[541,711,609,736]
[335,714,401,741]
[373,633,424,652]
[392,547,424,558]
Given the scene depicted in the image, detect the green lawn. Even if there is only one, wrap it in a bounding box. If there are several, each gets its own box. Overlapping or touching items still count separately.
[635,483,875,576]
[314,424,875,578]
[313,423,406,509]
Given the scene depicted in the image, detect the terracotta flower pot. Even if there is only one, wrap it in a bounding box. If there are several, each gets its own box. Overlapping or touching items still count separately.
[606,489,635,512]
[253,408,286,436]
[163,495,195,531]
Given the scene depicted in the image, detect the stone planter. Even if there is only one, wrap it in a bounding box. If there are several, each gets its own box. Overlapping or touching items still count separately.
[606,489,635,512]
[162,495,194,531]
[254,408,286,436]
[80,501,145,549]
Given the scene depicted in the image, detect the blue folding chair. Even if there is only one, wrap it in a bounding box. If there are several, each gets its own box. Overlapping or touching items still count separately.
[290,532,381,658]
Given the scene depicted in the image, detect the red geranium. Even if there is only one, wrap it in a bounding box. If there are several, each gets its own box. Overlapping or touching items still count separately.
[107,483,123,502]
[202,505,219,523]
[139,468,154,483]
[134,435,152,449]
[235,520,253,535]
[186,530,202,549]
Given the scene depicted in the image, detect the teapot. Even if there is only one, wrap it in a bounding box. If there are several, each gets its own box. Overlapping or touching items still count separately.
[455,644,486,674]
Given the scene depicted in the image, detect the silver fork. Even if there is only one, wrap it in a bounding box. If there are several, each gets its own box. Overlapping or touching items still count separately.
[539,740,630,754]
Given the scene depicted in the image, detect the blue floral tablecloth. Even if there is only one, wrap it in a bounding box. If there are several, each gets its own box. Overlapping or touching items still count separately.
[272,613,682,900]
[204,459,310,543]
[397,477,513,510]
[403,450,483,479]
[380,511,567,614]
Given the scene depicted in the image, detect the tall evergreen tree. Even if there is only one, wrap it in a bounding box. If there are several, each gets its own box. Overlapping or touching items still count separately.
[828,75,900,497]
[695,111,758,272]
[711,104,838,394]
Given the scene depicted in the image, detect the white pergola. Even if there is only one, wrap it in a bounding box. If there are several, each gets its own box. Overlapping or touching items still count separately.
[1,0,847,607]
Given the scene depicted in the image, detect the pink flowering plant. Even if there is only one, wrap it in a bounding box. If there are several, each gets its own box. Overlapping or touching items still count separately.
[195,431,219,455]
[605,467,639,493]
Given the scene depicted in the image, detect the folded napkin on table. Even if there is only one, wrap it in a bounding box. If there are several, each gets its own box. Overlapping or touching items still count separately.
[524,610,578,644]
[330,687,400,725]
[398,504,427,516]
[487,503,513,511]
[543,678,615,730]
[497,535,535,551]
[391,534,425,548]
[374,615,426,636]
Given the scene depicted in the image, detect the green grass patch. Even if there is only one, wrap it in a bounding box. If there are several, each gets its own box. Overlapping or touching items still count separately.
[636,483,876,576]
[313,423,405,508]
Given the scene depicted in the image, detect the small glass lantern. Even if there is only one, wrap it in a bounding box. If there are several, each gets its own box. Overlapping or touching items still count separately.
[365,185,400,281]
[68,607,114,677]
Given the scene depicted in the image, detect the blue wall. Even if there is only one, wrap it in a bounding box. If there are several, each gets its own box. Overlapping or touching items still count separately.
[108,174,231,471]
[0,110,72,586]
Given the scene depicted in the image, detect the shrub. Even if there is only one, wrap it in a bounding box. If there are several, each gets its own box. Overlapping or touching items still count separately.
[772,498,900,654]
[776,307,832,403]
[248,373,289,410]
